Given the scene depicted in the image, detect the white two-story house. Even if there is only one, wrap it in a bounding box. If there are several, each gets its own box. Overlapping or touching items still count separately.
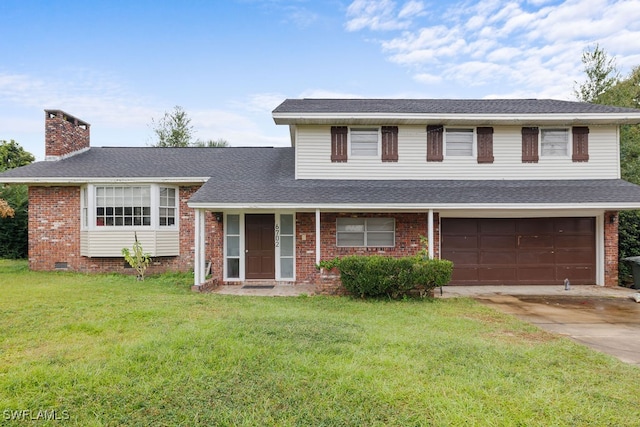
[2,99,640,293]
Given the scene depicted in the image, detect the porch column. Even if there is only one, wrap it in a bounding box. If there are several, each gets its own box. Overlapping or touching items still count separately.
[315,208,321,264]
[428,209,434,259]
[193,208,206,289]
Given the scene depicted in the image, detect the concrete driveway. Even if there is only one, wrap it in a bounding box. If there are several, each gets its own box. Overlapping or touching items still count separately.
[438,285,640,366]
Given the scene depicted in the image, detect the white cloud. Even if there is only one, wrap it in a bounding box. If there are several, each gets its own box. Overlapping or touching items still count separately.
[345,0,424,31]
[346,0,640,98]
[298,89,365,98]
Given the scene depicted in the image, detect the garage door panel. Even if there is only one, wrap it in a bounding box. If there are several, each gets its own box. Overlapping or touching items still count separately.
[442,218,477,234]
[443,251,478,264]
[479,219,516,234]
[555,249,594,264]
[480,235,514,249]
[556,266,594,283]
[442,217,595,285]
[518,235,553,248]
[444,235,478,248]
[555,217,595,233]
[555,235,594,248]
[517,219,554,233]
[518,266,556,282]
[480,251,517,264]
[518,251,555,264]
[479,267,517,282]
[451,267,480,282]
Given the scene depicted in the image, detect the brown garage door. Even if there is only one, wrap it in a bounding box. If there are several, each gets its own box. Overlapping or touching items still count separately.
[441,218,595,285]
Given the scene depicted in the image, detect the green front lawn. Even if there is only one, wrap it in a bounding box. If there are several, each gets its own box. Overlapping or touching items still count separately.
[1,259,639,426]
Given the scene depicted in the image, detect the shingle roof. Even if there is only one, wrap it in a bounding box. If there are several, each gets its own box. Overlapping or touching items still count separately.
[273,98,640,115]
[3,147,640,207]
[0,147,286,180]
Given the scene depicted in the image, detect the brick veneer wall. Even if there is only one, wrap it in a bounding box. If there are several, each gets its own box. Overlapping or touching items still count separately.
[45,110,90,159]
[604,210,619,287]
[28,185,208,275]
[296,212,436,294]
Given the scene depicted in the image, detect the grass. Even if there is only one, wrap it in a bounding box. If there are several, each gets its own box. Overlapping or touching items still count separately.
[1,259,639,426]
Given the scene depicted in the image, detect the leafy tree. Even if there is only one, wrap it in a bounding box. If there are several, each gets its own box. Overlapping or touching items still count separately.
[192,138,229,148]
[150,106,194,147]
[0,140,34,258]
[576,48,640,285]
[574,44,621,103]
[150,107,230,148]
[0,139,35,171]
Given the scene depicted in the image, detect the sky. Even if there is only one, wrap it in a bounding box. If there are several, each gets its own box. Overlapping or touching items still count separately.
[1,0,640,161]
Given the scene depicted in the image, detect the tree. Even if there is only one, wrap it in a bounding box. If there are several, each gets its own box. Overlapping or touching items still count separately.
[150,106,194,147]
[150,107,230,148]
[574,44,621,103]
[0,140,34,258]
[0,139,35,171]
[576,47,640,285]
[192,138,229,148]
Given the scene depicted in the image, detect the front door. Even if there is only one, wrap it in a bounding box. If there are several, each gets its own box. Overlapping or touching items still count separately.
[245,214,275,279]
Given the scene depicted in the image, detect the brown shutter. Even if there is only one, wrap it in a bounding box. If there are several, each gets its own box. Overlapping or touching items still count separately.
[381,126,398,162]
[427,125,444,162]
[521,127,539,163]
[331,126,348,162]
[572,126,589,162]
[476,127,494,163]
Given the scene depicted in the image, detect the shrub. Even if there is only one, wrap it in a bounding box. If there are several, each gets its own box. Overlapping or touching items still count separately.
[318,255,453,299]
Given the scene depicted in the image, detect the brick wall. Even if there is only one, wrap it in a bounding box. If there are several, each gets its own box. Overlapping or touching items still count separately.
[27,185,207,275]
[45,110,90,159]
[604,210,619,287]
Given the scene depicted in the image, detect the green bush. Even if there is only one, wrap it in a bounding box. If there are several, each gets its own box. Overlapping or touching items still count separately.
[318,255,453,298]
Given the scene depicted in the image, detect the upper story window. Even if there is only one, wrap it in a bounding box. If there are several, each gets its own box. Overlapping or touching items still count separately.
[331,126,398,162]
[541,128,569,157]
[350,127,379,157]
[522,127,588,163]
[87,185,178,229]
[445,128,474,157]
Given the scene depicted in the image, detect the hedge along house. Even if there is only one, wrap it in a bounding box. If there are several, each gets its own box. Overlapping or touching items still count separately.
[2,101,640,293]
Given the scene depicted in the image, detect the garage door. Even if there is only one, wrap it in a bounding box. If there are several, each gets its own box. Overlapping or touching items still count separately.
[441,218,596,285]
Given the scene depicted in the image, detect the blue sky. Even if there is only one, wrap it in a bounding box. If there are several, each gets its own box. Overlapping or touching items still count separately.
[1,0,640,160]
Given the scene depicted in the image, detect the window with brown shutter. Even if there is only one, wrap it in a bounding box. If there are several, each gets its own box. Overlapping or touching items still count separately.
[572,126,589,162]
[521,127,539,163]
[476,127,494,163]
[331,126,348,162]
[427,125,444,162]
[381,126,398,162]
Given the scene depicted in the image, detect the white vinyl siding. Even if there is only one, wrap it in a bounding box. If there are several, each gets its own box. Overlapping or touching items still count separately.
[80,230,179,257]
[295,125,619,180]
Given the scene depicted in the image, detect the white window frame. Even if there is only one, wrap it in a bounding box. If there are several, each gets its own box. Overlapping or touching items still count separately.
[444,127,475,158]
[336,217,395,248]
[81,184,179,231]
[540,128,570,158]
[224,213,243,280]
[349,127,380,158]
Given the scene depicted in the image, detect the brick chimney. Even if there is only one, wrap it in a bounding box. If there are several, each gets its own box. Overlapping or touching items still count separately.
[44,110,90,160]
